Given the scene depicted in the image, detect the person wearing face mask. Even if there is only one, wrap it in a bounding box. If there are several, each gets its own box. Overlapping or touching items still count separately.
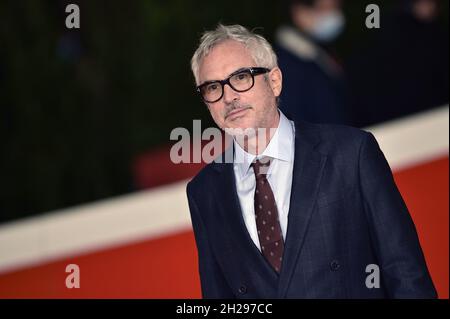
[274,0,350,125]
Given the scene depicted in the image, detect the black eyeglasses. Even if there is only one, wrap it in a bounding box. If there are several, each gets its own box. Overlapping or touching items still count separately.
[196,67,270,103]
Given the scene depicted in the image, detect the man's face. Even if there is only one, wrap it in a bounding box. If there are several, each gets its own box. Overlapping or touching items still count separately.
[197,40,282,132]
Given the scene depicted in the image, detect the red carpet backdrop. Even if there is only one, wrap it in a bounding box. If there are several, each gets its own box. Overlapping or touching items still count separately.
[0,106,448,298]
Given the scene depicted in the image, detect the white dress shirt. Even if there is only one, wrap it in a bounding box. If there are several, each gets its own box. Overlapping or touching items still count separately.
[233,110,295,251]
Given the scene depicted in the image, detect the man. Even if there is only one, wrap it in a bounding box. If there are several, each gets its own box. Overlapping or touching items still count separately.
[186,24,436,298]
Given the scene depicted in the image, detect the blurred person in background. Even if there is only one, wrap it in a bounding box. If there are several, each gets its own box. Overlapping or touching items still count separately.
[274,0,350,124]
[346,0,449,127]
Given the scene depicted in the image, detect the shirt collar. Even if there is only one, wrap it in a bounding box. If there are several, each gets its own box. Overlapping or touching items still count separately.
[233,110,295,179]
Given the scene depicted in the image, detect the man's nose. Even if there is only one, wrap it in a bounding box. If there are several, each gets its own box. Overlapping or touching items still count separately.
[222,84,239,104]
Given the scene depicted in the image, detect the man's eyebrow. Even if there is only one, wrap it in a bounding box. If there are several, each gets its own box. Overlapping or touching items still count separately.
[228,67,249,77]
[199,67,250,87]
[198,79,219,87]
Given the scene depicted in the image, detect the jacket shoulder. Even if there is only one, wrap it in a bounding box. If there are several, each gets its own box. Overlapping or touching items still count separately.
[297,120,371,153]
[186,161,219,199]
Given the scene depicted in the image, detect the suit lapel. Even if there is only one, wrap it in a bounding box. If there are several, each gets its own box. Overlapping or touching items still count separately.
[211,122,328,295]
[212,144,279,281]
[277,121,328,297]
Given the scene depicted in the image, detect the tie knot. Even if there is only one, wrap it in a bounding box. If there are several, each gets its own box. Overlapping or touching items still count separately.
[252,157,271,177]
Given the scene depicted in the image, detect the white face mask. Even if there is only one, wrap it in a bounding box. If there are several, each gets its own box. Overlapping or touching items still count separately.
[309,10,345,43]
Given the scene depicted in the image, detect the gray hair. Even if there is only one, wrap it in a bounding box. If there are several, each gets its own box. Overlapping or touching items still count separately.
[191,24,278,85]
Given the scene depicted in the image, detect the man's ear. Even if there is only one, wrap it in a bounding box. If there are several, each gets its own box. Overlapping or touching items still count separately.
[268,67,282,97]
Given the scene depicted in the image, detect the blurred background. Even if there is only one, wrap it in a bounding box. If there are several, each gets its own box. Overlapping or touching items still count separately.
[0,0,448,298]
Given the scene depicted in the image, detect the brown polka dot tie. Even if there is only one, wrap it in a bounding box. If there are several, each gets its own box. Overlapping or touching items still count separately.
[252,157,284,273]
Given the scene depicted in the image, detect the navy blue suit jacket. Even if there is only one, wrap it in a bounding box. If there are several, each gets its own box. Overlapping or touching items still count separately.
[186,120,437,298]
